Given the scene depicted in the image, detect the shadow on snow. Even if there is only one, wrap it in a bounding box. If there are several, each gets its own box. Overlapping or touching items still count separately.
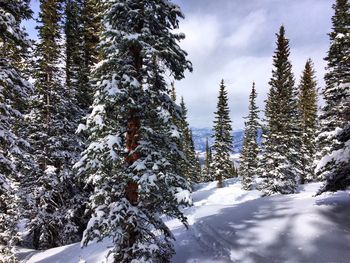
[172,193,350,263]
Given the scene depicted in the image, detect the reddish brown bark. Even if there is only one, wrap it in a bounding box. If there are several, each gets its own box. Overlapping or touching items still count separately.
[124,21,143,206]
[122,12,144,257]
[123,110,141,259]
[123,40,143,256]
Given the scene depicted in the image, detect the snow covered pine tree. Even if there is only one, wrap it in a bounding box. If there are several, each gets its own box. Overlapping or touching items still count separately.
[240,83,260,190]
[74,0,192,262]
[78,0,101,111]
[260,26,301,195]
[211,80,234,188]
[65,0,102,237]
[188,129,202,182]
[202,137,213,182]
[179,97,201,184]
[317,0,350,193]
[298,59,318,184]
[0,0,33,261]
[26,0,83,249]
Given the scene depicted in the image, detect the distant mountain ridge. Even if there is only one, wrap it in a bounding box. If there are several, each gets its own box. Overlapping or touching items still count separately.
[191,128,262,153]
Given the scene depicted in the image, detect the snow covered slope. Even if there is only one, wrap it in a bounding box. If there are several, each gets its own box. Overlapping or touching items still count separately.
[19,179,350,263]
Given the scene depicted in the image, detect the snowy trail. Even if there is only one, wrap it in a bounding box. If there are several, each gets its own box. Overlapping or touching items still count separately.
[19,180,350,263]
[172,182,350,263]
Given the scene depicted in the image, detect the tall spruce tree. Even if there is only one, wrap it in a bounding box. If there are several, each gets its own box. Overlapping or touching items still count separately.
[203,137,213,181]
[79,0,101,111]
[26,0,82,249]
[74,1,192,262]
[179,97,201,183]
[298,59,318,184]
[167,82,187,185]
[317,0,350,193]
[260,26,301,195]
[65,0,101,116]
[64,0,98,238]
[169,85,199,183]
[65,0,83,95]
[189,129,202,182]
[211,79,234,188]
[240,82,260,190]
[0,1,33,261]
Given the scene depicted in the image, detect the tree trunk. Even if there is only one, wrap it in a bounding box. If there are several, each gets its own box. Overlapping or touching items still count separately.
[120,10,144,258]
[122,32,143,258]
[124,109,140,254]
[217,173,223,188]
[125,109,140,205]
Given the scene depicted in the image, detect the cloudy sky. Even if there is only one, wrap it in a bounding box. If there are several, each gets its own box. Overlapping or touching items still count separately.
[26,0,333,129]
[171,0,333,129]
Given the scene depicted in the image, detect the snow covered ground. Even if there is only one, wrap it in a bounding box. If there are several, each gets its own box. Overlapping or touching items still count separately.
[18,179,350,263]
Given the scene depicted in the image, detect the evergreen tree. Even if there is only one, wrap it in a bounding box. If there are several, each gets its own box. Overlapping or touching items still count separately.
[0,1,33,260]
[64,0,101,119]
[228,161,237,178]
[179,97,201,183]
[189,129,202,182]
[240,82,260,190]
[203,137,213,181]
[26,0,82,249]
[74,1,192,262]
[317,0,350,193]
[79,0,101,111]
[64,0,97,238]
[167,83,201,184]
[65,0,83,95]
[167,82,187,184]
[211,79,234,188]
[298,59,318,184]
[260,26,301,195]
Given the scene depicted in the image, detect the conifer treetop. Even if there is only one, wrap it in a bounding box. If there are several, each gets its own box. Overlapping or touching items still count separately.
[269,26,295,92]
[213,79,233,135]
[211,79,234,187]
[240,82,260,190]
[325,0,350,87]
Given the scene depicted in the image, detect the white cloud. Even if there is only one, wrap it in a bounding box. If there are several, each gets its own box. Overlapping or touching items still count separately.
[178,14,221,61]
[224,10,267,49]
